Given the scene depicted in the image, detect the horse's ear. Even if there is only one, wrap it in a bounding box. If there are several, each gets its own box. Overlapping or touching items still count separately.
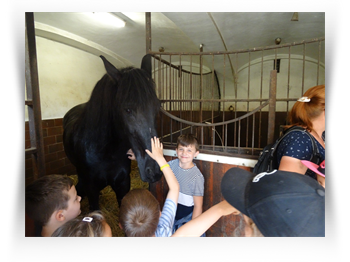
[141,54,152,77]
[100,55,121,83]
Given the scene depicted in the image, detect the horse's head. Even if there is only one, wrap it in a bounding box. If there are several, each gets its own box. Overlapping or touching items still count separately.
[100,55,163,183]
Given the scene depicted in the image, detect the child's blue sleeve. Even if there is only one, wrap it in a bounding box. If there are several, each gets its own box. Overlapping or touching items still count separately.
[155,199,177,237]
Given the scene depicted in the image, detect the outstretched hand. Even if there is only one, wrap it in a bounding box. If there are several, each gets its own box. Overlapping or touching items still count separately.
[145,137,166,164]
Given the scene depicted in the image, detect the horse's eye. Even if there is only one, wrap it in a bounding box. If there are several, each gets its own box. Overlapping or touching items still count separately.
[125,108,132,114]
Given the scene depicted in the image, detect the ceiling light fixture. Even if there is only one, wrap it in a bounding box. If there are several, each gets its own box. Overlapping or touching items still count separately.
[89,12,126,28]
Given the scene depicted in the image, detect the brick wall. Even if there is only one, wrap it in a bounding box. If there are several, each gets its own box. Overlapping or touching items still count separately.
[25,118,76,186]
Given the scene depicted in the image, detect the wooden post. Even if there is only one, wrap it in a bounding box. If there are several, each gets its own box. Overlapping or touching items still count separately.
[267,70,277,144]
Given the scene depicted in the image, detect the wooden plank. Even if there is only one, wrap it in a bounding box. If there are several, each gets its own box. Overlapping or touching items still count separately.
[267,70,277,144]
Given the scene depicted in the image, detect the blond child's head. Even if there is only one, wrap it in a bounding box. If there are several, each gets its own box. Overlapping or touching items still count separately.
[119,189,160,237]
[51,211,112,237]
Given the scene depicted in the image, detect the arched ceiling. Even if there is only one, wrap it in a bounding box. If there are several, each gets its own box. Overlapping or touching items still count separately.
[33,12,325,68]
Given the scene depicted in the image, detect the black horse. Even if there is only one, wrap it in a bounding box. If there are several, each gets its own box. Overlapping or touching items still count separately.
[63,55,163,210]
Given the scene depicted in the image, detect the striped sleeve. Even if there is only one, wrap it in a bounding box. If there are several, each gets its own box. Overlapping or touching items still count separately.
[155,198,177,237]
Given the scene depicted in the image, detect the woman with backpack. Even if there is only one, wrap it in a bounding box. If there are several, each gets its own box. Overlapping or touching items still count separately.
[276,85,325,187]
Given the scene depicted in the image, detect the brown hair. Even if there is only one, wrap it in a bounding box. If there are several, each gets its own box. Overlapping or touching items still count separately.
[287,85,325,132]
[119,189,160,237]
[51,211,107,237]
[176,134,199,151]
[25,174,74,226]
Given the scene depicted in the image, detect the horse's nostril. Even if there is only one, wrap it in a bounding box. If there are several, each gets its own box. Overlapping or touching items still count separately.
[146,167,153,176]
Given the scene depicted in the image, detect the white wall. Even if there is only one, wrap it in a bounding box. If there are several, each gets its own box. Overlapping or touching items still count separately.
[26,36,109,120]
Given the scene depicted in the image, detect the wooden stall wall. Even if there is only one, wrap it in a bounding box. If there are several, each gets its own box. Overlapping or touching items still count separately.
[149,155,251,237]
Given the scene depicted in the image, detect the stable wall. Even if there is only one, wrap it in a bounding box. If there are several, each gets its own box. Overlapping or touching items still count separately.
[25,36,120,121]
[25,118,75,185]
[25,36,111,184]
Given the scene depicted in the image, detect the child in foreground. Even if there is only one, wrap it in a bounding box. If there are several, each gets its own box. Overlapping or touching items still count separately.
[25,174,82,237]
[120,137,179,237]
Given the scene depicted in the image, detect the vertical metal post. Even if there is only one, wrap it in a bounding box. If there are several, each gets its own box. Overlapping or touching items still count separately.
[25,12,46,178]
[145,12,151,53]
[267,70,277,144]
[199,46,203,145]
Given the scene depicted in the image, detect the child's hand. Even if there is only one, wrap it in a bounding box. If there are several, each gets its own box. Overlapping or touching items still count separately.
[145,137,166,164]
[127,149,136,160]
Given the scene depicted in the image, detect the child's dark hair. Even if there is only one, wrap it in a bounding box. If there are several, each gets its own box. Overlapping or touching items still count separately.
[176,134,199,151]
[25,174,74,226]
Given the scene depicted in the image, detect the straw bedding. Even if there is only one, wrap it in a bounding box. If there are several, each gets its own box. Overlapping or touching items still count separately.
[69,160,149,237]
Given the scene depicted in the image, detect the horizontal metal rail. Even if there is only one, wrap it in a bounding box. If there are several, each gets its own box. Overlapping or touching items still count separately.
[149,37,325,56]
[160,100,269,127]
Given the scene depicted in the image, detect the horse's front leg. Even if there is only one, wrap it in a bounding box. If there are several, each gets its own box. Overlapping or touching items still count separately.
[82,173,105,211]
[86,185,101,211]
[111,166,131,208]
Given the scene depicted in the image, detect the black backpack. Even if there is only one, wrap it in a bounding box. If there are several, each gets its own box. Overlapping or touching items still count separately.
[253,126,321,174]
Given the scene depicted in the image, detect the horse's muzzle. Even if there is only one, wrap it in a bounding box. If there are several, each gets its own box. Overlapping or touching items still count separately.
[145,166,163,183]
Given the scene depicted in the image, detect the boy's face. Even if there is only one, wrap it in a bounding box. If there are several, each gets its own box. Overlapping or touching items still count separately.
[176,144,199,164]
[62,185,81,222]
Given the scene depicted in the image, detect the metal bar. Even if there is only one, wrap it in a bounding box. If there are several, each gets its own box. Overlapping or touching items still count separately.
[200,52,203,145]
[190,55,193,133]
[145,12,151,53]
[25,100,33,106]
[169,55,172,111]
[317,41,321,86]
[25,147,37,155]
[160,98,298,103]
[246,52,251,147]
[160,100,269,127]
[234,52,238,148]
[252,113,255,155]
[267,70,277,144]
[151,54,212,76]
[258,50,264,148]
[179,55,182,134]
[302,43,306,94]
[287,46,291,114]
[148,37,325,56]
[158,56,162,99]
[25,12,46,178]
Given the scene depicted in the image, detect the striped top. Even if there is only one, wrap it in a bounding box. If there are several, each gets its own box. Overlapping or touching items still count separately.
[168,159,205,220]
[155,198,177,237]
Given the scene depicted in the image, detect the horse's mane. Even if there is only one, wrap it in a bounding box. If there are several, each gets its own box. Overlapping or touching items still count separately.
[74,66,159,152]
[116,67,159,111]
